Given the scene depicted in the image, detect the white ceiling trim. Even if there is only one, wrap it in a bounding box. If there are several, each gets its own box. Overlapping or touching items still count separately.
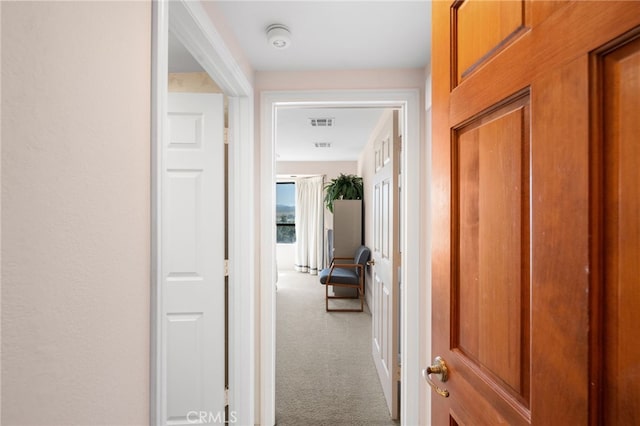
[169,0,252,96]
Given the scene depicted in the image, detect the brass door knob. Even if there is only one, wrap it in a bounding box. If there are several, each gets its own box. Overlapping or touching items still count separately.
[422,356,450,398]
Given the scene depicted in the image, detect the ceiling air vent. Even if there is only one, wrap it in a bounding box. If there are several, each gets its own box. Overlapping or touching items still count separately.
[314,142,332,148]
[309,117,334,127]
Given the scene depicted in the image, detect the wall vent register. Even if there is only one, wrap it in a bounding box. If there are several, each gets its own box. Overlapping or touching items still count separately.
[309,118,334,127]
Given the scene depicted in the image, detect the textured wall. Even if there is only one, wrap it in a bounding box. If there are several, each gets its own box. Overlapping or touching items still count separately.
[276,160,357,177]
[2,2,151,424]
[0,1,3,421]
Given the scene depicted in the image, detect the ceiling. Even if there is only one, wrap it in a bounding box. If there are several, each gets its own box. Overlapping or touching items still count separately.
[211,1,430,72]
[169,31,204,73]
[275,107,388,162]
[168,1,430,162]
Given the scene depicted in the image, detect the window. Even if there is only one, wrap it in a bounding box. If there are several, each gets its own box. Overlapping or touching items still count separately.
[276,182,296,243]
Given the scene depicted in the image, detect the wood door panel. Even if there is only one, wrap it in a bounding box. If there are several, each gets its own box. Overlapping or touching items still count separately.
[449,1,640,127]
[529,55,591,424]
[431,1,640,425]
[601,32,640,424]
[530,1,569,27]
[448,368,530,426]
[453,96,530,403]
[453,0,525,86]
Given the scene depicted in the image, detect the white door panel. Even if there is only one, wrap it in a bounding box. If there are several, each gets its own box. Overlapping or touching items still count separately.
[371,110,400,419]
[163,93,225,425]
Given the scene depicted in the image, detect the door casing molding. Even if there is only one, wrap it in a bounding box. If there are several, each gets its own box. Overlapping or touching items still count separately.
[260,89,422,426]
[151,1,255,424]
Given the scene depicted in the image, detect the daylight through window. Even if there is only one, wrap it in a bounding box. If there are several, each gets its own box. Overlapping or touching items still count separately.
[276,182,296,243]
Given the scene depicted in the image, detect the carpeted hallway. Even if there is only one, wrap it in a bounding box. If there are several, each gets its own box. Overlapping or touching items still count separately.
[275,270,399,426]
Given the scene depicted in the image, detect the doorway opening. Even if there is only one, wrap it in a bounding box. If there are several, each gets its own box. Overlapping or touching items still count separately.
[260,91,422,425]
[273,106,398,422]
[151,1,254,425]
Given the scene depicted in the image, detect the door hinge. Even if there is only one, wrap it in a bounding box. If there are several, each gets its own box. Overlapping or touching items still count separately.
[396,365,402,381]
[224,128,231,145]
[225,386,229,406]
[224,259,229,277]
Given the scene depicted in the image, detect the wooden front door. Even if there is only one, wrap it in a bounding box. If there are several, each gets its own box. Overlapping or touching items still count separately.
[430,1,640,425]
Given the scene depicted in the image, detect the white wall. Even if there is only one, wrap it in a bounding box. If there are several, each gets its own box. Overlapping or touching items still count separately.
[2,2,151,424]
[255,69,426,92]
[0,2,3,419]
[277,160,356,176]
[275,244,296,271]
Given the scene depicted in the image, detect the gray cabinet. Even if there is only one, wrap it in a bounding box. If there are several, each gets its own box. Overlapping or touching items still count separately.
[332,199,363,258]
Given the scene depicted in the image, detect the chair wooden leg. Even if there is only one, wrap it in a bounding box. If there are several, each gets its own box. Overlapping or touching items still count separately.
[325,281,329,312]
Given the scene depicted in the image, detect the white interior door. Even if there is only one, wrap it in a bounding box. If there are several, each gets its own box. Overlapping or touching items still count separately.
[162,92,226,425]
[371,110,400,419]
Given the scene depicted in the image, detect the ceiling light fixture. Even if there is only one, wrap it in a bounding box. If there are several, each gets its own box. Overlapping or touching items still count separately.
[266,24,291,49]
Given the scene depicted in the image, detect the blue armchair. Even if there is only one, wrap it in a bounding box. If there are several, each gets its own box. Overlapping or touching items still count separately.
[319,245,370,312]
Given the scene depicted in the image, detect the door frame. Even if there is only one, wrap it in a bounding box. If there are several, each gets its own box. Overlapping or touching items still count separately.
[260,89,422,425]
[151,1,255,424]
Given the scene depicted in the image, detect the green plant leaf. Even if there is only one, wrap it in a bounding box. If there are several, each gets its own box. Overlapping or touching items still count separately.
[323,173,363,212]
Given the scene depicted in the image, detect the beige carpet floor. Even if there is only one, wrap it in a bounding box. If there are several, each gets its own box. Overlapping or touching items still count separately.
[275,270,399,426]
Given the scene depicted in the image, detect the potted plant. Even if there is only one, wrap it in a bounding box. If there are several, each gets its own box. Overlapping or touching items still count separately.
[323,173,364,213]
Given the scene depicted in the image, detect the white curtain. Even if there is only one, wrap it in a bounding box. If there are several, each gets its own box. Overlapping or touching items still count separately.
[294,176,324,275]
